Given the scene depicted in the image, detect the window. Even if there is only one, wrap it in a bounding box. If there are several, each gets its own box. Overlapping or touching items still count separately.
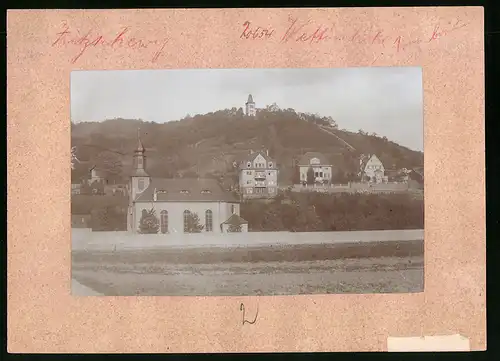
[183,210,190,232]
[138,157,143,166]
[138,178,144,190]
[246,171,252,175]
[320,172,323,177]
[247,162,251,168]
[315,172,319,177]
[269,162,273,168]
[205,210,213,232]
[180,190,189,194]
[246,180,252,184]
[201,189,212,194]
[231,205,236,214]
[268,181,274,185]
[160,210,168,234]
[268,171,272,176]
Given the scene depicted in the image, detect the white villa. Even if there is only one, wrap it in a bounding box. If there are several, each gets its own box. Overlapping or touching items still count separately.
[127,131,248,234]
[359,154,388,183]
[298,152,333,184]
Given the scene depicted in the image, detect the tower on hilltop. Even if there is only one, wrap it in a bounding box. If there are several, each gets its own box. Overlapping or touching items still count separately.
[245,94,256,117]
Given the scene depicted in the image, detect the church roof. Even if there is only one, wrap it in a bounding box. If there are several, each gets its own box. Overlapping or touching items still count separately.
[297,152,330,166]
[134,178,240,203]
[222,213,248,225]
[246,94,254,104]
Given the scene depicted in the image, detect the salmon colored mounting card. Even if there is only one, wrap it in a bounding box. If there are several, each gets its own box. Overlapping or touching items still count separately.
[7,7,485,353]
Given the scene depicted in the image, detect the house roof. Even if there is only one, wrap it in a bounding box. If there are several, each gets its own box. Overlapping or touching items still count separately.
[360,154,384,171]
[297,152,331,166]
[135,178,240,203]
[222,213,248,225]
[246,94,254,104]
[238,151,275,168]
[89,165,107,178]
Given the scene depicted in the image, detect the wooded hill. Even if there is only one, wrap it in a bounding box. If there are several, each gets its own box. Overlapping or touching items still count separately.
[71,107,424,185]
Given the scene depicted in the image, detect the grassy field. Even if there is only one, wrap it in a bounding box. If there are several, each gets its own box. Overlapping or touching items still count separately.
[72,243,424,296]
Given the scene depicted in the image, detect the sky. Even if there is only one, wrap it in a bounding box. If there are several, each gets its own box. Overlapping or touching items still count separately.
[71,67,424,151]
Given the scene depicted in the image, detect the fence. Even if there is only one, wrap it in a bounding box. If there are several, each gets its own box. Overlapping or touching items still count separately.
[288,182,411,194]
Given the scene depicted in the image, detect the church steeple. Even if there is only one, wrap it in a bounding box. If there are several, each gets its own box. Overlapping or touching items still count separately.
[245,94,256,117]
[132,128,149,177]
[136,127,145,153]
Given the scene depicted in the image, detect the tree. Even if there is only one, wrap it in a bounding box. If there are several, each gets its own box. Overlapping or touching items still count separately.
[95,150,123,180]
[227,224,242,232]
[306,166,315,185]
[184,212,204,233]
[138,208,160,234]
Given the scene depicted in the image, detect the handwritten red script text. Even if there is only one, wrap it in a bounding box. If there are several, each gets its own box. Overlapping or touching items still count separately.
[51,23,168,64]
[239,16,469,57]
[241,17,331,44]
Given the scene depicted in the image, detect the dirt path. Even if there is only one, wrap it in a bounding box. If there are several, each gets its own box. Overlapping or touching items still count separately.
[72,256,423,296]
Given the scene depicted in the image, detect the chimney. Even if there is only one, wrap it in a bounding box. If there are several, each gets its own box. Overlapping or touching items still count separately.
[153,188,157,202]
[266,149,269,156]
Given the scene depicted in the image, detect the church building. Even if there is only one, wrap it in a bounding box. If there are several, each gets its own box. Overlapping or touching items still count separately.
[127,131,248,234]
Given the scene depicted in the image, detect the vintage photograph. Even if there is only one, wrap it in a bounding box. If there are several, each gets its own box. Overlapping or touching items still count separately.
[71,67,424,296]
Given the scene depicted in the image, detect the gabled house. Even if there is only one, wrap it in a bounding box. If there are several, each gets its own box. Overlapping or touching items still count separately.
[238,150,278,199]
[88,165,107,185]
[359,154,387,183]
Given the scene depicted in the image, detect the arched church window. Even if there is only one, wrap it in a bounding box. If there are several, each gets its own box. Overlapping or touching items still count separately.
[205,210,213,232]
[160,210,168,234]
[183,210,190,233]
[138,178,144,191]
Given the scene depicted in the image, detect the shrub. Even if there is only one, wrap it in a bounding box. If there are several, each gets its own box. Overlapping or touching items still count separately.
[184,212,204,233]
[138,208,160,234]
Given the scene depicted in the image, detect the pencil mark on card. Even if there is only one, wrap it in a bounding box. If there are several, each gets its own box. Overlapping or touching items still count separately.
[240,302,259,325]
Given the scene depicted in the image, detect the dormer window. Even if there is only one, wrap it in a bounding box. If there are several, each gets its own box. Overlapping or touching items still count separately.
[180,190,190,194]
[268,162,273,168]
[201,189,212,194]
[247,162,251,168]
